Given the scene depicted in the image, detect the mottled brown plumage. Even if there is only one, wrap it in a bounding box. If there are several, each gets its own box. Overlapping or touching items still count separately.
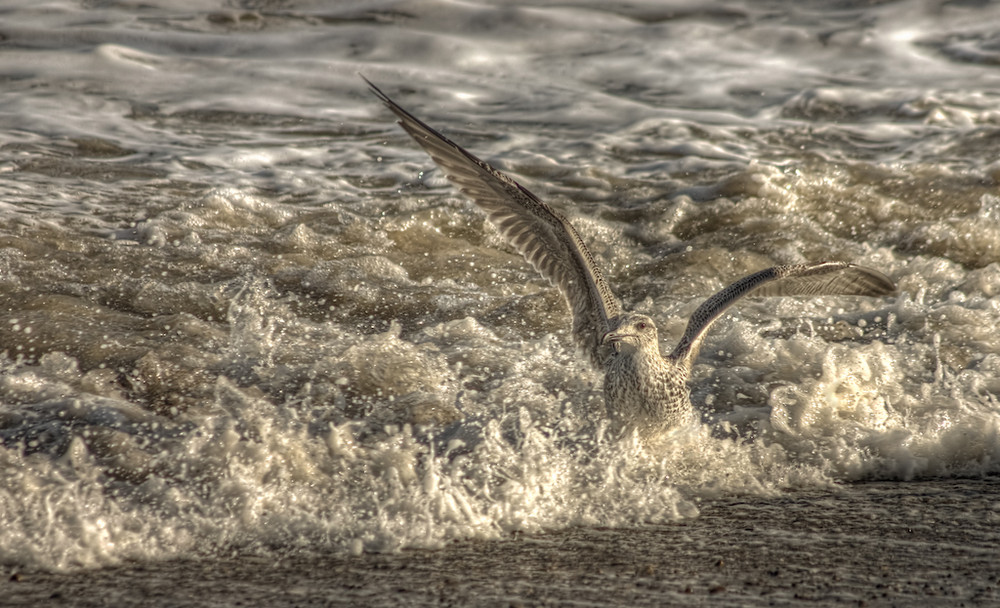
[366,77,896,439]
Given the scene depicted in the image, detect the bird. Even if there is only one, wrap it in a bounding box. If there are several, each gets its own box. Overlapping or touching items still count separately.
[364,76,896,440]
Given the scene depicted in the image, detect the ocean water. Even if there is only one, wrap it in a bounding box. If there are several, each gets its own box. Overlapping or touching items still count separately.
[0,0,999,572]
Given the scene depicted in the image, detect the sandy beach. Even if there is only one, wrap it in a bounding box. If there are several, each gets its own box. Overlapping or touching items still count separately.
[5,478,997,607]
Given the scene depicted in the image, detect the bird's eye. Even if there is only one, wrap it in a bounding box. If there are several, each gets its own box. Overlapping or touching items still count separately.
[637,322,647,330]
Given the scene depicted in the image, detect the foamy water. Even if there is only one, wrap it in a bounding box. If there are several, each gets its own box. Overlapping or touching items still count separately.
[1,0,999,571]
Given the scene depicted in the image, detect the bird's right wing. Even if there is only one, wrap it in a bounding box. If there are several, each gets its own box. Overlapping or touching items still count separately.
[365,77,622,367]
[668,262,896,369]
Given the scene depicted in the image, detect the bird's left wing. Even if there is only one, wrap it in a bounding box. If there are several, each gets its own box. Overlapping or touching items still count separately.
[668,262,896,369]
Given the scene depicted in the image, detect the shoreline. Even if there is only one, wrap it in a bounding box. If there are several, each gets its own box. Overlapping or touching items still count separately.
[5,478,998,607]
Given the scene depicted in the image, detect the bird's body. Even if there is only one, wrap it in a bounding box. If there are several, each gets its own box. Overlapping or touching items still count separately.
[366,77,896,439]
[603,313,693,437]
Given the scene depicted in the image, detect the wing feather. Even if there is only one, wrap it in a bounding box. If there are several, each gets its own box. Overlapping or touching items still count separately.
[669,262,896,368]
[365,77,621,366]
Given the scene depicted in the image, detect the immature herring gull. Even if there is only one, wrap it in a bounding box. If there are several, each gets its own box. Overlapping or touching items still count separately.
[365,77,896,439]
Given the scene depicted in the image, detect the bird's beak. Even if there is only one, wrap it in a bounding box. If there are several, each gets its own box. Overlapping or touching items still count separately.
[603,330,636,354]
[602,330,634,345]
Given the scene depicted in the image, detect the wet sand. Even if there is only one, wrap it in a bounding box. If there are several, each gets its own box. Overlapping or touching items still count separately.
[5,479,998,607]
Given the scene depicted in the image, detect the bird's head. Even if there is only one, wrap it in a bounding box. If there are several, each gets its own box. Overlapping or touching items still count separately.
[602,313,659,354]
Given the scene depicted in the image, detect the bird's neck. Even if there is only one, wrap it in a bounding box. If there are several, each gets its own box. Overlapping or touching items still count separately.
[608,343,665,372]
[635,343,666,366]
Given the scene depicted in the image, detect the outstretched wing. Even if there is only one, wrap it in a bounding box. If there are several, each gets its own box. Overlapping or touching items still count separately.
[365,77,621,367]
[668,262,896,368]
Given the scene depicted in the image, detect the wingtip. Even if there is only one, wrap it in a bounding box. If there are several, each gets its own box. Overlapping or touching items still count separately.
[879,278,898,296]
[853,264,897,296]
[359,73,392,105]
